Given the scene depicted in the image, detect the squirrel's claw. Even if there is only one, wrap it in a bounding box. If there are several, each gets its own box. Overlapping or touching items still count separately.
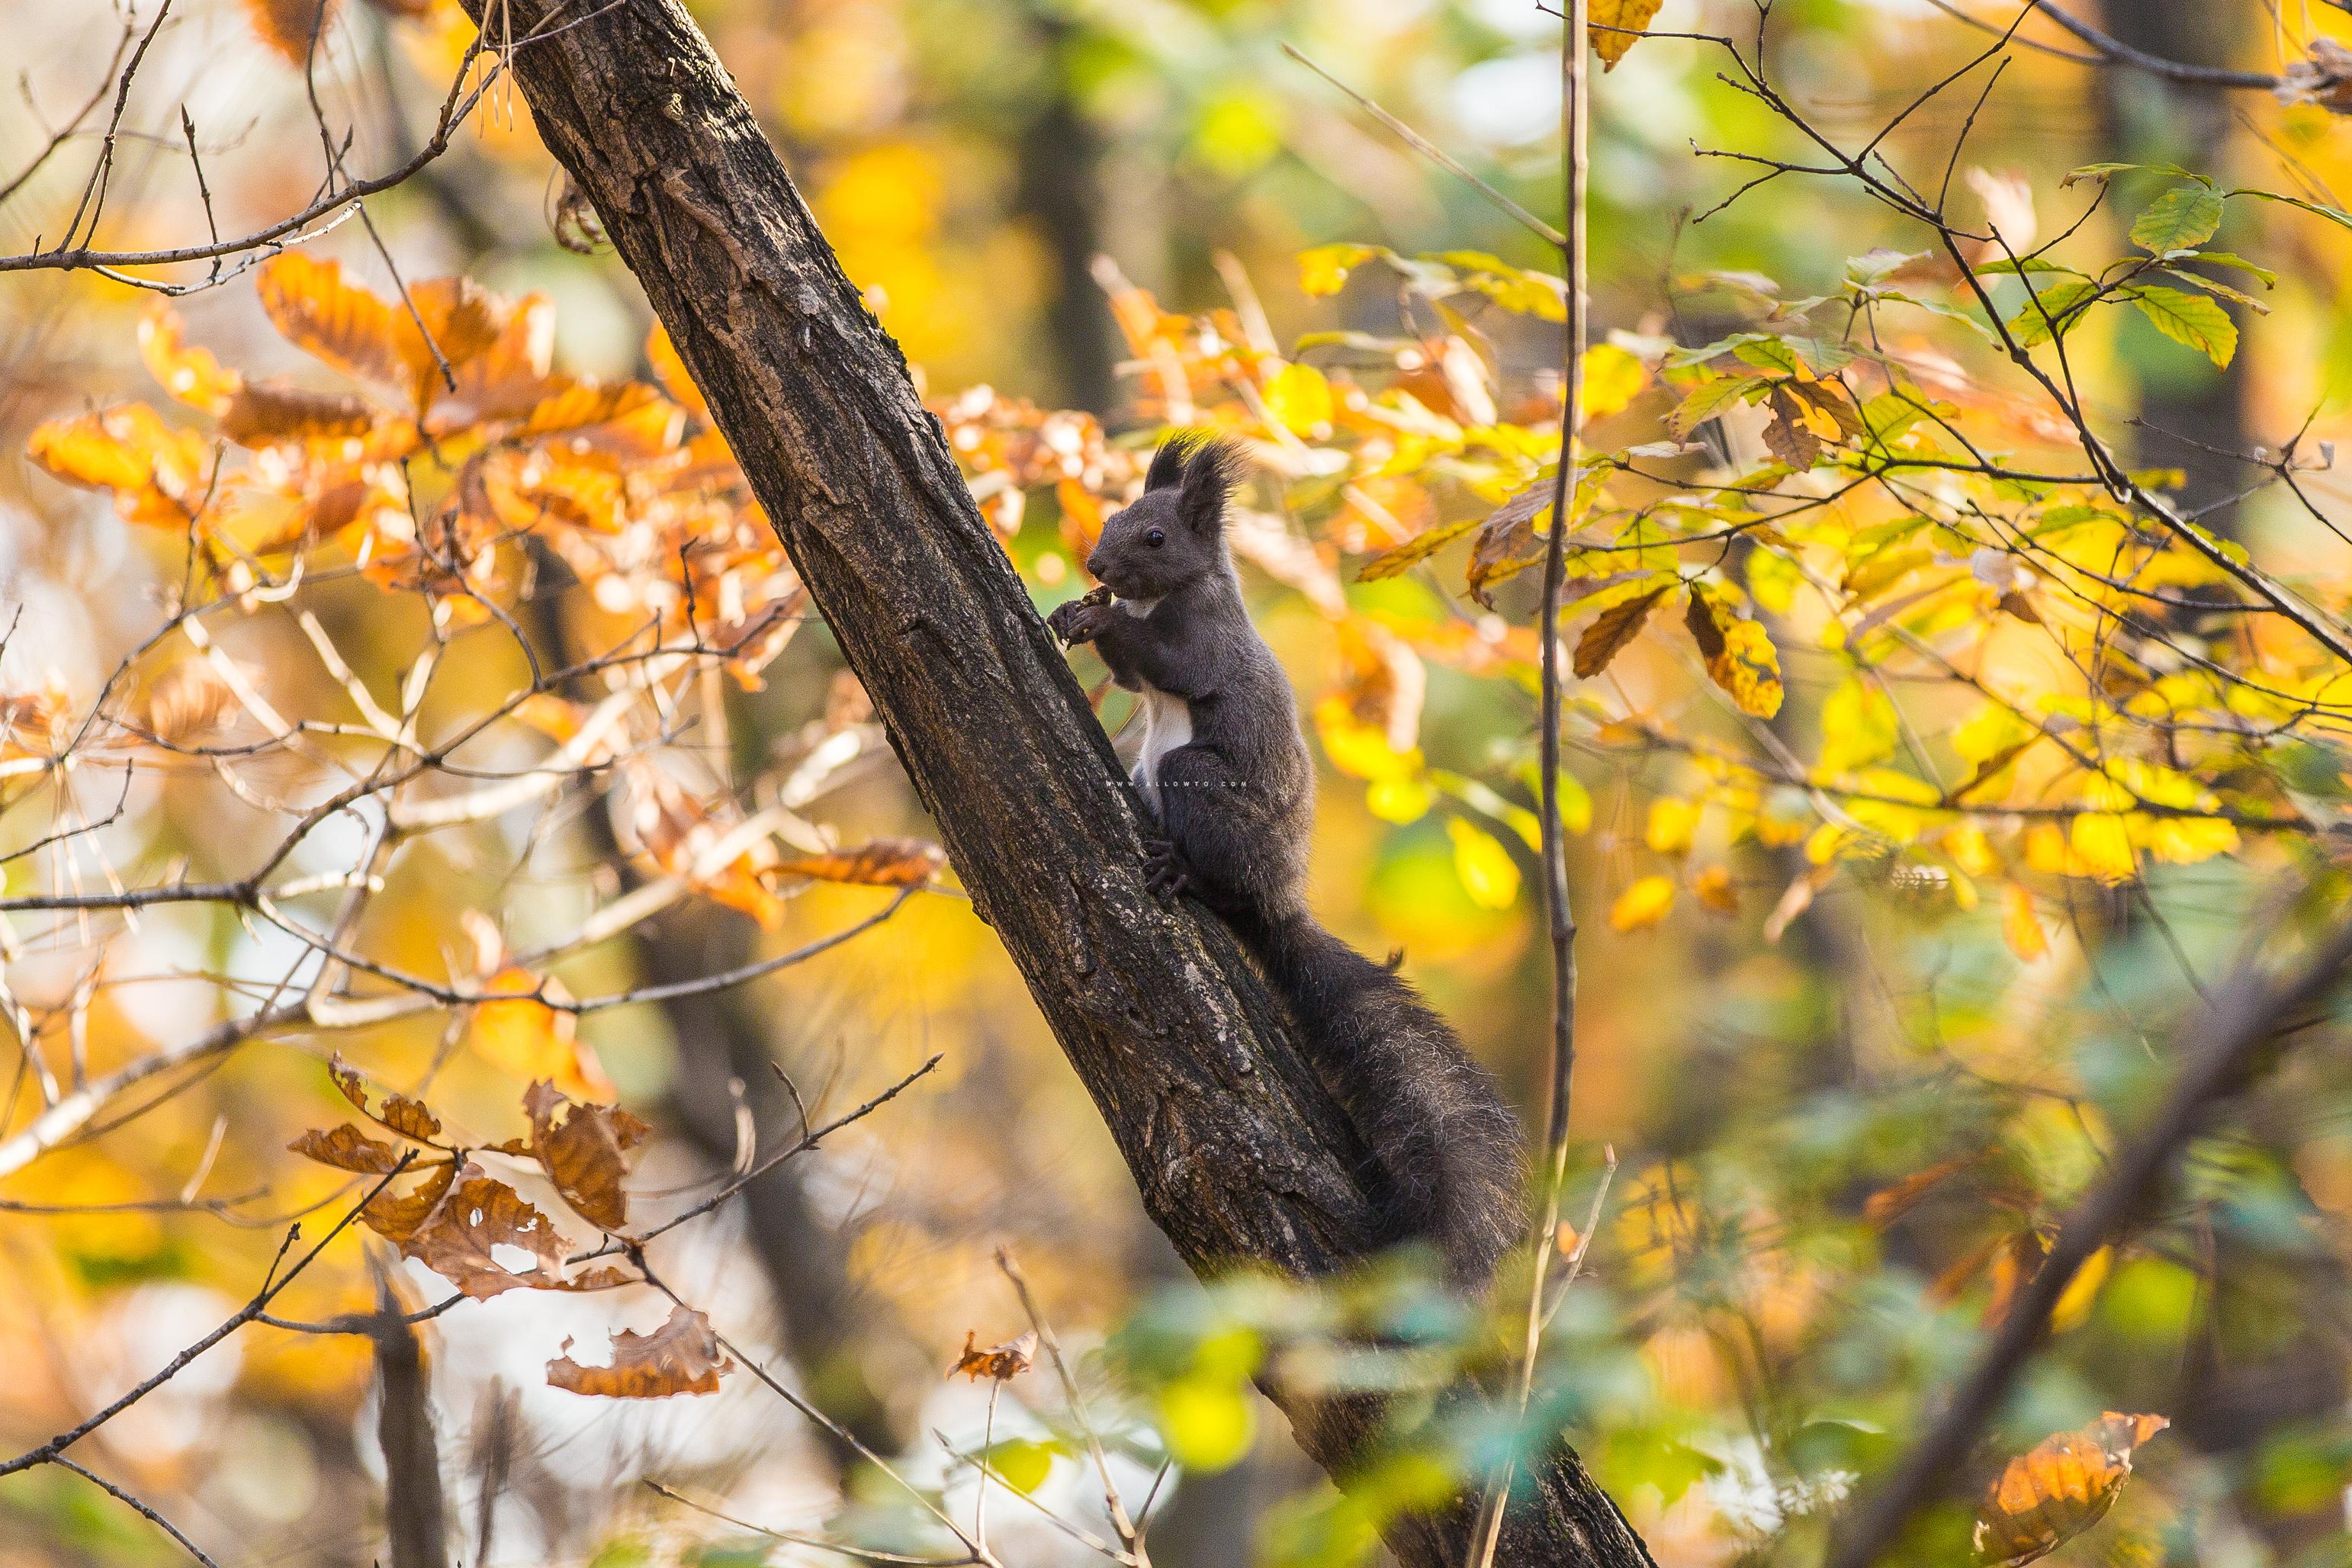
[1142,838,1191,902]
[1048,588,1116,646]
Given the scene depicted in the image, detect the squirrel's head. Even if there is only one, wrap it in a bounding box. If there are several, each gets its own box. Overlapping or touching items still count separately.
[1084,434,1244,601]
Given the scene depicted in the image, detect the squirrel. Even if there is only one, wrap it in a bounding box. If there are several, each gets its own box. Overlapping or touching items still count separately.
[1047,433,1526,1288]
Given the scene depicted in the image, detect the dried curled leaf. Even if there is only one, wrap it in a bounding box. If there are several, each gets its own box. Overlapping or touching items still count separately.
[288,1123,408,1174]
[141,662,236,746]
[952,1329,1038,1382]
[327,1055,446,1144]
[1974,1412,2169,1566]
[1573,585,1671,680]
[220,383,378,448]
[400,1163,571,1298]
[360,1160,456,1248]
[520,1080,651,1232]
[548,1303,733,1397]
[773,837,946,888]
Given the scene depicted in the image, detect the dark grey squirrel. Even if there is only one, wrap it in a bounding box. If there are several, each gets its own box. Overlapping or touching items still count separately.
[1047,433,1526,1287]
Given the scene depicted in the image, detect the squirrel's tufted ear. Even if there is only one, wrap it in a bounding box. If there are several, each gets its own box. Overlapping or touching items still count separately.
[1143,438,1190,493]
[1174,437,1245,536]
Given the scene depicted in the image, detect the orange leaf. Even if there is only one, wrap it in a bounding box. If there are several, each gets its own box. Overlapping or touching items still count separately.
[644,321,711,424]
[1609,875,1677,932]
[1692,864,1739,916]
[773,838,946,888]
[28,405,211,528]
[2003,882,2050,962]
[1974,1413,2169,1566]
[470,970,613,1102]
[519,1080,650,1232]
[548,1303,733,1397]
[950,1329,1037,1383]
[139,304,240,415]
[359,1160,457,1248]
[257,254,410,387]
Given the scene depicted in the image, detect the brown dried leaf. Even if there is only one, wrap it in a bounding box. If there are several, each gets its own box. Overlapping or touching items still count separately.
[1863,1149,1987,1229]
[288,1123,407,1174]
[547,1303,733,1397]
[950,1329,1038,1382]
[1572,585,1670,680]
[1761,386,1823,471]
[142,662,236,746]
[326,1056,446,1144]
[1974,1413,2169,1566]
[772,837,946,888]
[220,383,378,448]
[521,1080,651,1232]
[402,1165,571,1298]
[360,1160,456,1248]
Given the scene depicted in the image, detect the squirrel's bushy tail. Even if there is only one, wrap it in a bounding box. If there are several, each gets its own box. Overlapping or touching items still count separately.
[1228,904,1525,1287]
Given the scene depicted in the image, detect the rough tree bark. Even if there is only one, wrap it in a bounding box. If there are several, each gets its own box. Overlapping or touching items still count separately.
[461,2,1652,1561]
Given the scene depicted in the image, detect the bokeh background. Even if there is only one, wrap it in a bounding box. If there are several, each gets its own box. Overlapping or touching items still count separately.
[8,0,2352,1563]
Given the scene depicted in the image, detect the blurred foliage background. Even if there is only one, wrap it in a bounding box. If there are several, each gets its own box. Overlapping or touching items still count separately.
[8,0,2352,1563]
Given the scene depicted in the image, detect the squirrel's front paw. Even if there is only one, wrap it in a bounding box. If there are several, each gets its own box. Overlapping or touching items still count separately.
[1142,838,1193,902]
[1048,587,1116,646]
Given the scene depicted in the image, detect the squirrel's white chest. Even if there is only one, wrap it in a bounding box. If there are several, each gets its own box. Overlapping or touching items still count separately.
[1131,686,1192,812]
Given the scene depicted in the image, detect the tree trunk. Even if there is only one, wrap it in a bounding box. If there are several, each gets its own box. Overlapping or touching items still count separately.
[464,2,1651,1560]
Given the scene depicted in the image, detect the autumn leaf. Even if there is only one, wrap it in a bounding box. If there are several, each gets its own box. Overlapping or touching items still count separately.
[1298,243,1380,296]
[326,1055,447,1145]
[220,384,378,448]
[1573,585,1671,680]
[773,837,947,888]
[471,970,615,1103]
[645,321,712,424]
[2131,285,2237,368]
[139,304,240,415]
[519,1080,651,1232]
[549,1304,733,1397]
[2002,881,2050,962]
[952,1329,1038,1382]
[1356,514,1486,582]
[360,1160,457,1248]
[1609,875,1676,932]
[1589,0,1663,69]
[407,1168,571,1296]
[141,662,236,746]
[1761,385,1823,471]
[1974,1413,2169,1566]
[28,405,212,529]
[288,1123,409,1174]
[1692,864,1739,916]
[1684,584,1784,717]
[2129,186,2224,254]
[257,254,412,387]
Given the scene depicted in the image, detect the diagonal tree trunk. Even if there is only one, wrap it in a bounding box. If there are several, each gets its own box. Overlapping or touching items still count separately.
[459,2,1652,1560]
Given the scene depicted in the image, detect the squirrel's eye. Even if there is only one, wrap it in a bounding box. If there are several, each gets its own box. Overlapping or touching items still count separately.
[1145,528,1165,548]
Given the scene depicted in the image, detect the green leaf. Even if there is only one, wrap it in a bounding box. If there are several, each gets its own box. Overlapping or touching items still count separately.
[2130,186,2225,252]
[2008,280,2101,347]
[1975,256,2089,278]
[984,1438,1062,1495]
[2132,284,2238,368]
[2231,188,2352,239]
[2178,250,2276,287]
[1666,375,1757,439]
[2065,160,2211,188]
[2158,268,2270,313]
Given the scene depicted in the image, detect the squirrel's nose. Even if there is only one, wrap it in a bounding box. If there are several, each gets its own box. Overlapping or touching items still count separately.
[1084,550,1104,580]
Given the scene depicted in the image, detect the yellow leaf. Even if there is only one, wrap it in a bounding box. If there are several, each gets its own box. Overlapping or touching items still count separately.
[1685,584,1784,718]
[2051,1245,2110,1333]
[2069,813,2138,885]
[1645,797,1698,856]
[1590,0,1666,70]
[1157,1377,1258,1472]
[2145,815,2238,866]
[1578,342,1647,423]
[138,304,241,415]
[1819,675,1899,774]
[1610,875,1677,931]
[1367,776,1435,824]
[1298,243,1379,297]
[1261,361,1335,436]
[1448,819,1521,909]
